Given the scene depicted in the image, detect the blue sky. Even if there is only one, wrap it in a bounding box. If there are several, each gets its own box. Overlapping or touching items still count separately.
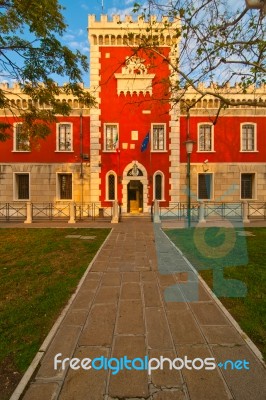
[59,0,138,86]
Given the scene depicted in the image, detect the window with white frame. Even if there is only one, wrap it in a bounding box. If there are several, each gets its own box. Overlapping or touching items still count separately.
[107,173,116,200]
[57,123,73,151]
[14,173,30,200]
[13,123,30,151]
[198,173,213,200]
[104,124,118,151]
[241,173,255,199]
[241,124,256,151]
[57,173,72,199]
[198,124,213,152]
[152,124,165,151]
[154,172,164,200]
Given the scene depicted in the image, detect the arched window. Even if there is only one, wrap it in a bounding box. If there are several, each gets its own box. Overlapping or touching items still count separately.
[107,173,116,200]
[154,172,164,200]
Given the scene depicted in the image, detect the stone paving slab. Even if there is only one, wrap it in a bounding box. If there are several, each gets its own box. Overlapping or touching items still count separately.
[149,349,183,388]
[116,299,145,335]
[79,304,117,346]
[22,382,60,400]
[152,390,187,400]
[108,336,149,399]
[145,308,173,350]
[211,345,266,400]
[176,345,231,400]
[35,325,82,380]
[18,219,266,400]
[58,346,109,400]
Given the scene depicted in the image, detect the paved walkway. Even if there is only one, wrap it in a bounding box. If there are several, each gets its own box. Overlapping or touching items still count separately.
[13,219,266,400]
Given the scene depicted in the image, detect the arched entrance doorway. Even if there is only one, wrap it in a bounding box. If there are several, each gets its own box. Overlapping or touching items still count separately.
[127,180,143,213]
[121,162,148,214]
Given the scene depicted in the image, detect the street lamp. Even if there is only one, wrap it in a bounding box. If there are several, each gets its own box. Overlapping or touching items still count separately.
[184,138,195,228]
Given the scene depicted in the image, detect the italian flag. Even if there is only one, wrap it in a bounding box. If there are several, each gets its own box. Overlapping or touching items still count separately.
[114,132,119,152]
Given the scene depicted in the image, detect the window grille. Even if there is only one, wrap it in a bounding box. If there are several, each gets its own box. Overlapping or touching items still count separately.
[17,174,29,199]
[242,125,255,151]
[241,174,253,199]
[59,174,72,199]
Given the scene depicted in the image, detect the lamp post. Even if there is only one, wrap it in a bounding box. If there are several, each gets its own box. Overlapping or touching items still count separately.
[184,138,195,228]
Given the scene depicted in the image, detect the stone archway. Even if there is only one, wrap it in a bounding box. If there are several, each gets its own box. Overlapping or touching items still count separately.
[121,162,149,214]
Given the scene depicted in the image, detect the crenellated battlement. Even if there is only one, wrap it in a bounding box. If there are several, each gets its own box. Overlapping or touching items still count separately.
[88,14,175,25]
[180,82,266,111]
[0,82,91,113]
[88,14,180,47]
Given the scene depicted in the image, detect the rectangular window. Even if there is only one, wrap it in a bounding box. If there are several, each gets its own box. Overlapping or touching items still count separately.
[105,124,118,151]
[241,124,255,151]
[58,174,72,199]
[57,123,72,151]
[152,124,165,151]
[241,173,254,199]
[199,124,212,151]
[198,174,212,200]
[14,123,30,151]
[15,174,30,200]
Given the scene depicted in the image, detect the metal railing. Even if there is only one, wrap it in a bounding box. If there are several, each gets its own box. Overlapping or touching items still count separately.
[159,202,199,221]
[0,201,266,223]
[32,203,70,221]
[204,202,243,220]
[75,203,112,221]
[158,201,266,222]
[0,203,27,221]
[0,202,113,223]
[248,202,266,220]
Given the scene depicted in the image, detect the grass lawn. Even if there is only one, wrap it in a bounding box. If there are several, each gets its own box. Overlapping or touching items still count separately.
[165,227,266,361]
[0,227,110,400]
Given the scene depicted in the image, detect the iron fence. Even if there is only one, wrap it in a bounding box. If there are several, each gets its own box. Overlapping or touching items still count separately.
[248,202,266,220]
[159,202,199,220]
[204,202,243,220]
[32,203,70,221]
[75,203,112,221]
[0,202,27,221]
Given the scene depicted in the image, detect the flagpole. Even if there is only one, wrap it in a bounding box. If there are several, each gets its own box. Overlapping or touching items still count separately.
[149,132,152,204]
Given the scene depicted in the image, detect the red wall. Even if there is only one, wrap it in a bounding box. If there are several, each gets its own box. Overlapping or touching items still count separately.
[99,46,171,205]
[180,116,266,163]
[0,115,90,163]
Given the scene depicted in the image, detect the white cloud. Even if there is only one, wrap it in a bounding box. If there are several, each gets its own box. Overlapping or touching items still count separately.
[63,33,75,41]
[81,3,89,10]
[69,41,90,53]
[107,6,135,18]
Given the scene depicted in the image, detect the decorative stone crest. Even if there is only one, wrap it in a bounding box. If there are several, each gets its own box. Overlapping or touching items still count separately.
[114,56,155,96]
